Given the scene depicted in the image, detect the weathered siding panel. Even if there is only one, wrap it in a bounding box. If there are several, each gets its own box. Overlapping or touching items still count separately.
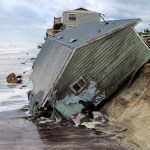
[31,40,73,108]
[55,27,131,90]
[100,29,150,95]
[55,27,150,102]
[63,11,100,27]
[57,28,133,84]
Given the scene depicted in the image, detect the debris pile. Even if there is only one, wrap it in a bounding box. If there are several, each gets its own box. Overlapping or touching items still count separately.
[25,98,128,142]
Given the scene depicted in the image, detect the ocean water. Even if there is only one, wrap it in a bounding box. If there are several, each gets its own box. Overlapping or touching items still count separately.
[0,44,40,112]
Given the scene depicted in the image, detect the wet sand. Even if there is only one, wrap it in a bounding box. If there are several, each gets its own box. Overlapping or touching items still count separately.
[0,110,44,150]
[0,108,135,150]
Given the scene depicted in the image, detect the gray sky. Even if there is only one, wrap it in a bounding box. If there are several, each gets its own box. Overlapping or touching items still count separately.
[0,0,149,44]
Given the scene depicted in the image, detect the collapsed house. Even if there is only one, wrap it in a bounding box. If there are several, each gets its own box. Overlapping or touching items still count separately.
[30,18,150,119]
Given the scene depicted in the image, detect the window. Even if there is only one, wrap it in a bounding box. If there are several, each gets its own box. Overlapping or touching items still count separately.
[69,14,76,21]
[73,84,81,92]
[69,77,87,94]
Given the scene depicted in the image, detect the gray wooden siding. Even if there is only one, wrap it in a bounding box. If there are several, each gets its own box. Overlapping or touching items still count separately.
[55,27,150,98]
[63,12,100,27]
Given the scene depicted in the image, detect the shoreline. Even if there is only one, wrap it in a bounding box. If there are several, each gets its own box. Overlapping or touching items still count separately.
[0,108,137,150]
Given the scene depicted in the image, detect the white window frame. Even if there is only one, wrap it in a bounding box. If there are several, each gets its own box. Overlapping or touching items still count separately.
[69,76,87,94]
[68,13,77,21]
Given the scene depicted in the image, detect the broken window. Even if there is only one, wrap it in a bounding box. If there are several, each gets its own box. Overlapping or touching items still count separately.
[69,14,76,21]
[69,77,87,94]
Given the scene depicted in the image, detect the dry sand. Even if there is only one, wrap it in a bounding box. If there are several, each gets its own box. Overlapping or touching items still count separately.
[103,64,150,150]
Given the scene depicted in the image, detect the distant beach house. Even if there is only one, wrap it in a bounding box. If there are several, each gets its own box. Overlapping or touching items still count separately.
[46,7,102,38]
[62,7,101,28]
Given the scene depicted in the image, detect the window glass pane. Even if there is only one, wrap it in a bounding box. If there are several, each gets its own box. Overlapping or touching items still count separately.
[69,14,76,20]
[72,84,81,92]
[78,79,86,87]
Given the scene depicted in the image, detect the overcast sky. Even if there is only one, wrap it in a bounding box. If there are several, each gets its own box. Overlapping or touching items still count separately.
[0,0,149,45]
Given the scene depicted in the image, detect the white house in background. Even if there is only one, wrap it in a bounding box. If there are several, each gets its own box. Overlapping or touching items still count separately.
[46,8,102,37]
[62,7,101,28]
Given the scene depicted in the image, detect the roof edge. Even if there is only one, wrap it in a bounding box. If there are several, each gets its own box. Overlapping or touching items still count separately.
[41,46,76,108]
[48,37,75,49]
[64,8,100,14]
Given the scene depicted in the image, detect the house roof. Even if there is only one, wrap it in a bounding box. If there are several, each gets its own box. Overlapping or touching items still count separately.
[48,18,141,49]
[64,7,100,14]
[74,7,88,11]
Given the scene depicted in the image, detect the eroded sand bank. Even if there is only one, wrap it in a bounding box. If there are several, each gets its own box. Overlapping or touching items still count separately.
[103,64,150,150]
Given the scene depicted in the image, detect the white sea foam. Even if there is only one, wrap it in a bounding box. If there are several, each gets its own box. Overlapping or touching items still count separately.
[0,44,40,112]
